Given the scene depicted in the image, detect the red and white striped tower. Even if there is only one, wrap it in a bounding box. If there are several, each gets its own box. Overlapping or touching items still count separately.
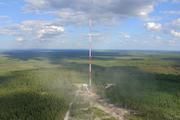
[88,19,92,88]
[88,0,95,89]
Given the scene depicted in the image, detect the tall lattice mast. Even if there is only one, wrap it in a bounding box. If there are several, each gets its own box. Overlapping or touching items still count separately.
[88,0,95,88]
[88,19,92,88]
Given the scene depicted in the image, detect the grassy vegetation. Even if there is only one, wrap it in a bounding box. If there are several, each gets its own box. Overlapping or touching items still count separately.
[0,50,180,120]
[0,53,86,120]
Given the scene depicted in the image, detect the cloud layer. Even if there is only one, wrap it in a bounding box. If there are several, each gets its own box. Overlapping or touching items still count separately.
[25,0,158,24]
[0,20,64,41]
[145,18,180,38]
[0,0,179,50]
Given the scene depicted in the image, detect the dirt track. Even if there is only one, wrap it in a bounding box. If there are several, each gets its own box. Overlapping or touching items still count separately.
[87,89,129,120]
[64,84,129,120]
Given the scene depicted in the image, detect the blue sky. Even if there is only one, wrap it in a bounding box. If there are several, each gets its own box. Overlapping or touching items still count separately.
[0,0,179,50]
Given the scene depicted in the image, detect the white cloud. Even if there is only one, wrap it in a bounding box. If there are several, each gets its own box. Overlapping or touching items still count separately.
[163,18,180,38]
[120,32,131,39]
[57,9,89,25]
[145,22,162,31]
[170,30,180,38]
[37,25,64,39]
[0,20,64,41]
[138,5,154,17]
[16,37,25,42]
[144,19,180,38]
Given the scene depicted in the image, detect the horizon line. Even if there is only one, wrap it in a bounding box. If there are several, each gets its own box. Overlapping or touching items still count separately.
[0,48,180,52]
